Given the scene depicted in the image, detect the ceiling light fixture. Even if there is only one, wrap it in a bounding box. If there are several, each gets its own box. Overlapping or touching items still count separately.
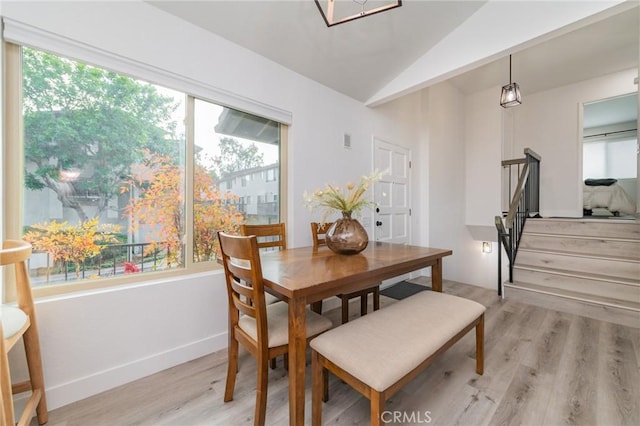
[500,54,522,108]
[315,0,402,27]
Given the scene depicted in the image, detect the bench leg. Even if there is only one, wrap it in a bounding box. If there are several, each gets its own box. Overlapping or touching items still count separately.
[370,391,385,426]
[476,314,484,375]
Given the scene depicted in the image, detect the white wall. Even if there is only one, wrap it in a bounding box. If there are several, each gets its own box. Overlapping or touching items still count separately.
[0,1,428,410]
[465,87,503,226]
[423,81,501,290]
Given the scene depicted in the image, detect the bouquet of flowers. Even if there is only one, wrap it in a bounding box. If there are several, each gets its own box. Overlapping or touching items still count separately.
[303,170,384,223]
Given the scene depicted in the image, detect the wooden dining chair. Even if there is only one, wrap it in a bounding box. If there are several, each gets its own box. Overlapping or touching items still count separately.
[239,224,286,304]
[217,231,332,426]
[240,223,286,251]
[0,240,48,426]
[239,223,290,368]
[310,222,381,323]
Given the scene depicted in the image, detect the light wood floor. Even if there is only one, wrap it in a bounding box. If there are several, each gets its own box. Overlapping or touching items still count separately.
[36,280,640,425]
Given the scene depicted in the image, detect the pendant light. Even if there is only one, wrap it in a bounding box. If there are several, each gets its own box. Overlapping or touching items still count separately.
[500,55,522,108]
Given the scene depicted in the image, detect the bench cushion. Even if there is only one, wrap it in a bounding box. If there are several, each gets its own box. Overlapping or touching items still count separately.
[310,291,485,392]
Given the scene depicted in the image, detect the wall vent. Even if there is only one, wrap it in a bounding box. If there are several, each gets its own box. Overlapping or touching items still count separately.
[343,133,351,149]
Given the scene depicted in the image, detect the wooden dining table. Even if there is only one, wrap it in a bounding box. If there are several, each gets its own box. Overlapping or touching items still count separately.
[258,241,452,425]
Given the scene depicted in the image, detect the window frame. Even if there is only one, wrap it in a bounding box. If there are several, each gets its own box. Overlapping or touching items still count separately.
[2,40,288,300]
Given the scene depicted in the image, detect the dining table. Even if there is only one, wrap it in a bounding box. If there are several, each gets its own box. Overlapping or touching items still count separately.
[258,241,453,425]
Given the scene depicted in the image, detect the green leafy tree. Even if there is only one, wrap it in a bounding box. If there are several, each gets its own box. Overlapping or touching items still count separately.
[22,47,181,223]
[211,137,264,180]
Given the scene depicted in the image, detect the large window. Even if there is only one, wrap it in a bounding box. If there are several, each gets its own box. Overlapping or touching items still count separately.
[5,44,282,295]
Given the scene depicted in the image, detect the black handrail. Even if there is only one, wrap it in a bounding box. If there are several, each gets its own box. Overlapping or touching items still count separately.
[495,148,541,295]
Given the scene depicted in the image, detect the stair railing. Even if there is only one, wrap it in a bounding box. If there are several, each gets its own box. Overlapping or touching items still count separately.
[495,148,541,296]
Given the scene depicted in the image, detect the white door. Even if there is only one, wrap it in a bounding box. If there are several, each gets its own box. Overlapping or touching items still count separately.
[373,138,411,244]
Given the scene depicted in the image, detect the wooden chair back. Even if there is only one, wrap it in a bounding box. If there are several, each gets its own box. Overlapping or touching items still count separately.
[310,222,333,248]
[217,231,269,347]
[240,223,286,251]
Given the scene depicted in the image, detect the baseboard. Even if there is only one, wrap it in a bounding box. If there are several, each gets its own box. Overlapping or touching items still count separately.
[41,332,228,411]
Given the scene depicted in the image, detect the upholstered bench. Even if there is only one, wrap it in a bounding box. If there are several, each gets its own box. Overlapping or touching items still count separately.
[310,290,485,426]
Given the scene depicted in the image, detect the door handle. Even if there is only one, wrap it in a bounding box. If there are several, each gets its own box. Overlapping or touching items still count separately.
[376,221,383,227]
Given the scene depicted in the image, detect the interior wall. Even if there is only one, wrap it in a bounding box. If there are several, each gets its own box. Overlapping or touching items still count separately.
[464,86,503,227]
[427,82,466,283]
[425,82,500,289]
[0,1,427,410]
[512,68,637,217]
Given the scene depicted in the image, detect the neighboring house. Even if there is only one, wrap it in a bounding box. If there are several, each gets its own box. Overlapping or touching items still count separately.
[0,0,636,413]
[217,163,280,224]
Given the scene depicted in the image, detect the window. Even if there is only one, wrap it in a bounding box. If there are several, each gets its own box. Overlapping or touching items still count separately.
[583,138,637,179]
[192,98,281,262]
[5,43,284,295]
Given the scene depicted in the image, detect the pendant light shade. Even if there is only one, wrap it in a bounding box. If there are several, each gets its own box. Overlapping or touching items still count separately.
[315,0,402,27]
[500,55,521,108]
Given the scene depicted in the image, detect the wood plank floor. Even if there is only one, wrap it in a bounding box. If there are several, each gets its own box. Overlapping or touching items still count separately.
[36,280,640,425]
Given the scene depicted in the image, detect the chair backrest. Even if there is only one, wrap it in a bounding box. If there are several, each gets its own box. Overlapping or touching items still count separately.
[240,223,286,251]
[0,240,34,311]
[310,222,333,248]
[217,231,269,345]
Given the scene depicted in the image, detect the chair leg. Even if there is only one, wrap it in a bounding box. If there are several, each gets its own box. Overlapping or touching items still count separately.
[310,301,323,314]
[311,350,323,426]
[22,325,48,425]
[360,294,367,316]
[224,338,239,402]
[373,287,380,311]
[270,358,277,369]
[322,367,329,403]
[341,296,349,324]
[476,314,484,375]
[1,327,16,426]
[255,353,269,426]
[370,391,385,426]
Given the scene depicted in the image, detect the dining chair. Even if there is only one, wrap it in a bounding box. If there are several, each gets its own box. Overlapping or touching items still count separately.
[217,231,332,426]
[310,222,381,323]
[240,223,287,251]
[239,223,287,306]
[0,240,48,426]
[239,223,289,368]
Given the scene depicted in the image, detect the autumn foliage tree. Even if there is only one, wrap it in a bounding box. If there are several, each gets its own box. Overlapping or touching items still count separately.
[23,218,121,281]
[122,150,244,266]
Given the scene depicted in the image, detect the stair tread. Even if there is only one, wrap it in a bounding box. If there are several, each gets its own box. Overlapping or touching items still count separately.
[522,231,640,243]
[523,218,640,241]
[513,264,640,286]
[505,281,640,311]
[517,247,640,263]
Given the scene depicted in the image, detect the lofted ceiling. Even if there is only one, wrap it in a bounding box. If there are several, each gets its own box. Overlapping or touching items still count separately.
[148,1,638,105]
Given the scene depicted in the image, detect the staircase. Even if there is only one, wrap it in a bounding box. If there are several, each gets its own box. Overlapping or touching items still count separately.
[505,217,640,311]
